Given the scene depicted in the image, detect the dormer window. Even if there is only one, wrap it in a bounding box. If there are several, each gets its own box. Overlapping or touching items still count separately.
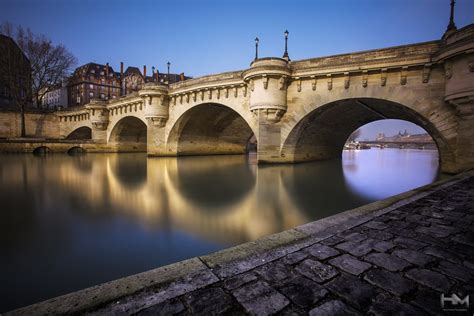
[91,69,95,74]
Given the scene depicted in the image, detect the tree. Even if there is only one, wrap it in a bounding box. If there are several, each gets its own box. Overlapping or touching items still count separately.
[1,22,77,109]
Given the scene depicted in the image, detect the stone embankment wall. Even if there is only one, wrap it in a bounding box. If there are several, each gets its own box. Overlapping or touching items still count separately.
[0,110,59,139]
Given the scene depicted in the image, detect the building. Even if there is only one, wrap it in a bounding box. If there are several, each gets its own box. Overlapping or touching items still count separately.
[122,66,145,94]
[0,34,32,108]
[41,80,68,109]
[68,62,192,106]
[377,131,434,143]
[120,64,191,95]
[67,63,121,107]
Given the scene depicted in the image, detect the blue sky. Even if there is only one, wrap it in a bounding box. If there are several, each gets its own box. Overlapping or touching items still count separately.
[1,0,473,138]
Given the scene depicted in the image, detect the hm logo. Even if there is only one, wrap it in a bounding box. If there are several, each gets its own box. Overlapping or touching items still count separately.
[441,293,470,312]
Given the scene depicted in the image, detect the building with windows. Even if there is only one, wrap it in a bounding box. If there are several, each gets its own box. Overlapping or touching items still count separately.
[68,62,192,106]
[41,81,68,109]
[120,64,191,95]
[0,34,32,108]
[67,63,121,107]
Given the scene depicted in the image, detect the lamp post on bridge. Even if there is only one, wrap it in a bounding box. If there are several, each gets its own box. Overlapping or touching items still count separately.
[254,37,259,60]
[283,30,290,61]
[446,0,457,32]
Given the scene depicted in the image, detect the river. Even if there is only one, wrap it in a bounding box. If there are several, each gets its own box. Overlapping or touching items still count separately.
[0,148,440,312]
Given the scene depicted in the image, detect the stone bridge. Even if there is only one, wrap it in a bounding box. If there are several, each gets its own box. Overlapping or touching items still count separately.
[56,24,474,173]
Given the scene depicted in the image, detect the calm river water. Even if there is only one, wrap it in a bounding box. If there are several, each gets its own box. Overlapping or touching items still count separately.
[0,149,440,312]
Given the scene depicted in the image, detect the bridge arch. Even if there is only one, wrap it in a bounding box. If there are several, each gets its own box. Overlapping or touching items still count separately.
[281,97,456,172]
[109,116,147,151]
[66,126,92,140]
[166,102,256,156]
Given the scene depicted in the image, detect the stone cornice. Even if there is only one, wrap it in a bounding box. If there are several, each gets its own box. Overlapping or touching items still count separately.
[106,96,143,109]
[169,79,245,96]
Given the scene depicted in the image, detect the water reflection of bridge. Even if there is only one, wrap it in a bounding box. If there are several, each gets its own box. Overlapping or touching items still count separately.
[0,154,376,245]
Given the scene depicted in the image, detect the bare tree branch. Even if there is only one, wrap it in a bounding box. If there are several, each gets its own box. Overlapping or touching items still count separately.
[1,22,77,136]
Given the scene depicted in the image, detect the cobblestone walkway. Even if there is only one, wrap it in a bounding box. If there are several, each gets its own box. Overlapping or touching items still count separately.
[91,176,474,316]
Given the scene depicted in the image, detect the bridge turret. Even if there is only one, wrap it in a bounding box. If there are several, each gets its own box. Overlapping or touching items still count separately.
[242,57,291,123]
[138,83,170,155]
[242,57,291,162]
[435,24,474,171]
[85,99,109,142]
[139,83,169,127]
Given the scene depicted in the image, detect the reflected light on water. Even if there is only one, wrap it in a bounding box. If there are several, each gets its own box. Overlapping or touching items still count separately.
[0,149,440,312]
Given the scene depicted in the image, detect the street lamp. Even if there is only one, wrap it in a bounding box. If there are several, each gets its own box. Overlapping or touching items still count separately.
[254,37,259,60]
[283,30,290,60]
[446,0,457,32]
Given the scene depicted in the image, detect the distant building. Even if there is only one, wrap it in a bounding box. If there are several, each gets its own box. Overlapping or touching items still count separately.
[376,131,434,143]
[68,63,121,107]
[376,133,386,141]
[0,34,32,108]
[120,64,191,95]
[41,80,68,109]
[122,66,145,94]
[68,62,192,106]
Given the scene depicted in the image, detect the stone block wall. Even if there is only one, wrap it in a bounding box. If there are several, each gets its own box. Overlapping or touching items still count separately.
[0,110,59,139]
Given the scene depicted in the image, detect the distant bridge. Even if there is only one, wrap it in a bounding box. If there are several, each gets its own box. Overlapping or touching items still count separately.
[359,140,437,149]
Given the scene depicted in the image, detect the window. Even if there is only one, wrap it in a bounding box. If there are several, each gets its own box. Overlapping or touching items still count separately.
[112,95,116,99]
[89,92,94,97]
[90,84,93,89]
[100,93,105,99]
[100,71,104,75]
[77,96,81,103]
[112,81,115,86]
[91,69,95,74]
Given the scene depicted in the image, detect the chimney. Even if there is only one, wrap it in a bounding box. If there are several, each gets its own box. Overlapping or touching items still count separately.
[120,62,124,96]
[155,69,159,81]
[180,73,185,81]
[143,65,146,78]
[105,62,109,76]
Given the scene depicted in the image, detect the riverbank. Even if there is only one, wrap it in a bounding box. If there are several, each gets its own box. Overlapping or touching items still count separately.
[7,169,473,315]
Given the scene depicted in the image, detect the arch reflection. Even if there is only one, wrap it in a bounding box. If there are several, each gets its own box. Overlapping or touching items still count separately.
[170,155,255,210]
